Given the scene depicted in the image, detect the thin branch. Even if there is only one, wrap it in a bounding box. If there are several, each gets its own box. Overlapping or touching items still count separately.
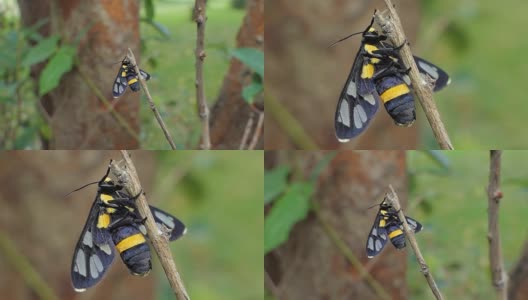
[0,232,59,300]
[312,200,391,300]
[248,111,264,150]
[126,48,177,150]
[265,91,318,150]
[487,150,508,299]
[239,111,254,149]
[386,185,444,300]
[110,151,189,300]
[193,1,211,150]
[264,270,281,300]
[374,3,454,150]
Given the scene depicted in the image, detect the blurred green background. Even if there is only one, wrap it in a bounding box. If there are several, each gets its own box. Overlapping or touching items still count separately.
[408,151,528,299]
[418,0,528,148]
[152,151,262,299]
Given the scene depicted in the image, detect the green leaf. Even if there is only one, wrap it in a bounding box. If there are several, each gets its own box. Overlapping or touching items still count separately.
[231,48,263,77]
[22,35,60,67]
[141,19,171,38]
[242,82,262,104]
[144,0,155,21]
[264,165,290,205]
[39,46,76,96]
[424,150,451,172]
[264,182,314,254]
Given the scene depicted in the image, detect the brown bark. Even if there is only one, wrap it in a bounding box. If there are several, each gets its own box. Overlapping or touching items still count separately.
[18,0,141,149]
[209,0,264,149]
[265,151,408,299]
[264,0,421,149]
[0,151,156,299]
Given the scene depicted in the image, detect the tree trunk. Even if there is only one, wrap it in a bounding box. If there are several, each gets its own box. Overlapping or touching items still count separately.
[209,0,264,149]
[18,0,141,149]
[265,150,408,299]
[264,0,421,149]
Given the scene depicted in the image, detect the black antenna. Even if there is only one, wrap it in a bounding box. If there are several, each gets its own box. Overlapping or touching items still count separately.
[65,181,99,197]
[366,196,387,210]
[329,11,377,48]
[328,30,364,48]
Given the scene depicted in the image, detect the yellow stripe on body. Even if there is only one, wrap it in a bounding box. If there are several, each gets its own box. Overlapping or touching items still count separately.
[128,78,138,85]
[115,233,146,253]
[380,84,410,103]
[97,213,111,228]
[388,229,403,239]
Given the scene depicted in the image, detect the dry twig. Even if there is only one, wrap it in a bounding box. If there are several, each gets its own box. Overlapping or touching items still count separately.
[386,185,444,300]
[248,111,264,150]
[193,0,211,150]
[110,151,189,300]
[126,48,177,150]
[239,112,255,149]
[0,232,59,300]
[374,2,454,150]
[487,150,508,299]
[265,91,318,149]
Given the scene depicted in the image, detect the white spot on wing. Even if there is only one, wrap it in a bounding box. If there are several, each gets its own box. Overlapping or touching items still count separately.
[375,240,382,251]
[353,105,367,129]
[371,227,377,236]
[346,81,357,98]
[338,99,350,127]
[139,224,147,235]
[403,75,411,85]
[93,254,104,272]
[363,93,375,105]
[83,231,93,248]
[98,243,112,255]
[75,250,86,277]
[357,105,367,123]
[418,61,439,79]
[89,255,99,279]
[367,237,374,250]
[154,211,175,229]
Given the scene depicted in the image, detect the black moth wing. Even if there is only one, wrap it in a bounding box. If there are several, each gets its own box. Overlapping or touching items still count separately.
[413,56,450,92]
[71,199,115,292]
[404,216,422,233]
[148,206,187,241]
[139,69,151,81]
[335,47,380,142]
[112,64,129,98]
[366,211,389,258]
